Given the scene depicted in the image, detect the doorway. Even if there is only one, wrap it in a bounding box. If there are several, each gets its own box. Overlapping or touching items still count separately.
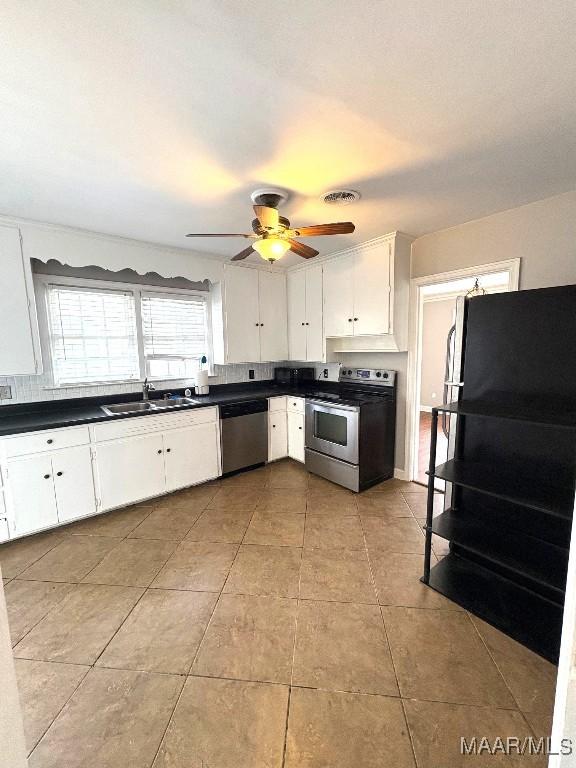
[407,260,520,485]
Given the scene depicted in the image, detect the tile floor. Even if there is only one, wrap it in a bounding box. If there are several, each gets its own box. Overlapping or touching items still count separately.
[1,459,556,767]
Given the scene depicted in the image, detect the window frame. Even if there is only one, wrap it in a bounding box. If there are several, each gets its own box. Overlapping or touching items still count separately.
[34,273,213,388]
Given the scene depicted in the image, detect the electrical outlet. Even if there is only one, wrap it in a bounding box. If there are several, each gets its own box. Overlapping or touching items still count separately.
[0,385,12,399]
[323,369,329,378]
[248,369,255,380]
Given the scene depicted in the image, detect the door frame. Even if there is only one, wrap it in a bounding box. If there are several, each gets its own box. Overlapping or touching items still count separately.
[405,258,520,482]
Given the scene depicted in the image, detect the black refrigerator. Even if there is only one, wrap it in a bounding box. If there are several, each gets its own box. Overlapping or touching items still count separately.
[423,284,576,663]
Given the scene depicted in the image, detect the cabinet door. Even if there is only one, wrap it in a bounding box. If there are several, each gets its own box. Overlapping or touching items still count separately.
[323,255,355,337]
[53,446,97,523]
[259,271,288,361]
[287,412,305,463]
[224,267,260,363]
[164,422,220,492]
[95,433,165,511]
[353,241,391,336]
[7,455,58,536]
[0,225,41,375]
[268,412,288,462]
[287,270,307,361]
[305,264,324,361]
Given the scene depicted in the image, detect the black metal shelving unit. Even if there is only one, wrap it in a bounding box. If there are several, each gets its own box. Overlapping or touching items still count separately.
[422,402,576,663]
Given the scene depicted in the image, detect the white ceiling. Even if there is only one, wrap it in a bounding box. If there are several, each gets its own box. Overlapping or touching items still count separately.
[1,0,575,267]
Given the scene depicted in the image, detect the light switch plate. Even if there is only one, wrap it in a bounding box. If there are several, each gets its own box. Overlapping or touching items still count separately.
[0,385,12,399]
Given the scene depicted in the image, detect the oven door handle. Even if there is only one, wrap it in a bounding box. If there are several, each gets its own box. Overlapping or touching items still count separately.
[305,399,361,413]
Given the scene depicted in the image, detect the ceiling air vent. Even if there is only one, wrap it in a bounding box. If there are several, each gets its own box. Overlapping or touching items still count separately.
[321,189,361,205]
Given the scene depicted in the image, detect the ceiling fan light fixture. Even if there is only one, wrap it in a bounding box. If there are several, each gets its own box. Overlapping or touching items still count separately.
[252,237,290,263]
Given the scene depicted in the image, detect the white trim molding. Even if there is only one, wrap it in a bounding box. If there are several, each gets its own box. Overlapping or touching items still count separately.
[405,258,521,482]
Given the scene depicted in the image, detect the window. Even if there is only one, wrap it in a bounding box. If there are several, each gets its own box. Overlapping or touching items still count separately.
[47,285,140,385]
[42,278,210,386]
[141,292,208,379]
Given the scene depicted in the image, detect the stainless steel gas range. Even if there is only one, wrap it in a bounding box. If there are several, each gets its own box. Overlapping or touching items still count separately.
[304,368,397,492]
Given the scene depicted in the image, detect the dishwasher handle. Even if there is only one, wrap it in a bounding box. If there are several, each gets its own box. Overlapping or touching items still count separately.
[219,399,269,419]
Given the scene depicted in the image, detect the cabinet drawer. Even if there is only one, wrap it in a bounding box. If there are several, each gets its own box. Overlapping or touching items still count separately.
[268,396,287,412]
[2,425,90,458]
[287,397,305,415]
[92,407,218,443]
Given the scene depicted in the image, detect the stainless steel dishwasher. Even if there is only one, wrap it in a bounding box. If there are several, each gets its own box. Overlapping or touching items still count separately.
[219,399,269,474]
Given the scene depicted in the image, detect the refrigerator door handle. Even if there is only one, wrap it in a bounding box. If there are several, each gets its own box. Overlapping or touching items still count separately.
[442,324,457,437]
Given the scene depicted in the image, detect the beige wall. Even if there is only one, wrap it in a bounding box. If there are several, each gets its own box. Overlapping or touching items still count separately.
[420,299,455,410]
[412,190,576,288]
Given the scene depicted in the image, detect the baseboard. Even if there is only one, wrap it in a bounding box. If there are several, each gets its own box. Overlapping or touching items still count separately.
[394,468,410,481]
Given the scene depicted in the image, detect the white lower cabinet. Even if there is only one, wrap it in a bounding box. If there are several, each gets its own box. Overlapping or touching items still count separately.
[2,407,221,538]
[7,454,59,536]
[95,433,166,511]
[164,422,220,492]
[287,412,305,463]
[52,446,97,524]
[268,411,288,462]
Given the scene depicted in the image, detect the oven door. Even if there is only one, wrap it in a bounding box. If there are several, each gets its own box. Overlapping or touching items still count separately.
[305,400,360,464]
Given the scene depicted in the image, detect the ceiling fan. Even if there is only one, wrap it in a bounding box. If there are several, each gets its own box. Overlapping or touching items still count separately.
[186,189,355,263]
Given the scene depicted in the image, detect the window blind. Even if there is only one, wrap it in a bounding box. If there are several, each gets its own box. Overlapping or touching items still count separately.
[47,285,140,385]
[141,292,207,379]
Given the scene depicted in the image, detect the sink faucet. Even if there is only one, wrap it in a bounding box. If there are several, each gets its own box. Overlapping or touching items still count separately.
[142,378,156,401]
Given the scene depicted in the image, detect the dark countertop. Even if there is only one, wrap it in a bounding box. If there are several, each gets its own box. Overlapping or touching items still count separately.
[0,380,337,437]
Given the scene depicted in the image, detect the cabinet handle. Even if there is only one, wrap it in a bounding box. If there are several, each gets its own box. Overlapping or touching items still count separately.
[354,317,358,321]
[306,322,309,326]
[47,438,53,444]
[348,318,352,322]
[157,449,163,454]
[166,448,171,453]
[301,322,305,326]
[272,424,276,428]
[56,471,63,477]
[299,426,303,430]
[43,474,50,479]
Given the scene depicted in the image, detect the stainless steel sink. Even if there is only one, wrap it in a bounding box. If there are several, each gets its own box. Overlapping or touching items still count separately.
[101,397,200,416]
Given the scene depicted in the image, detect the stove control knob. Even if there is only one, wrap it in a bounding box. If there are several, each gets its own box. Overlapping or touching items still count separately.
[375,371,382,378]
[383,372,389,379]
[347,369,352,375]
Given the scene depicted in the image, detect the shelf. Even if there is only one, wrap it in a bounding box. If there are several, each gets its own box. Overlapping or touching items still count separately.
[426,553,563,663]
[433,399,576,429]
[429,459,575,519]
[430,510,567,600]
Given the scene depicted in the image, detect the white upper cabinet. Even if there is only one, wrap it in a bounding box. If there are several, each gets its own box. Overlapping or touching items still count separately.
[323,232,412,352]
[218,266,261,364]
[352,240,391,336]
[0,225,42,375]
[305,264,324,361]
[287,270,307,360]
[259,270,288,362]
[323,254,355,338]
[212,266,288,364]
[287,264,324,361]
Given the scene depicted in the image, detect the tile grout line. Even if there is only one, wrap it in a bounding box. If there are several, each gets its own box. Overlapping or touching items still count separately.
[147,484,265,768]
[26,663,92,760]
[466,612,526,714]
[90,500,216,670]
[360,507,420,767]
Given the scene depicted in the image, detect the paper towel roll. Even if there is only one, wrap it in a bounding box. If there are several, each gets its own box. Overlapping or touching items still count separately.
[195,369,209,394]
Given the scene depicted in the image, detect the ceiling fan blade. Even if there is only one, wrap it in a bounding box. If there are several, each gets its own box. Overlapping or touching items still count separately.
[253,205,279,230]
[186,233,253,238]
[231,245,255,261]
[290,222,355,237]
[288,239,319,259]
